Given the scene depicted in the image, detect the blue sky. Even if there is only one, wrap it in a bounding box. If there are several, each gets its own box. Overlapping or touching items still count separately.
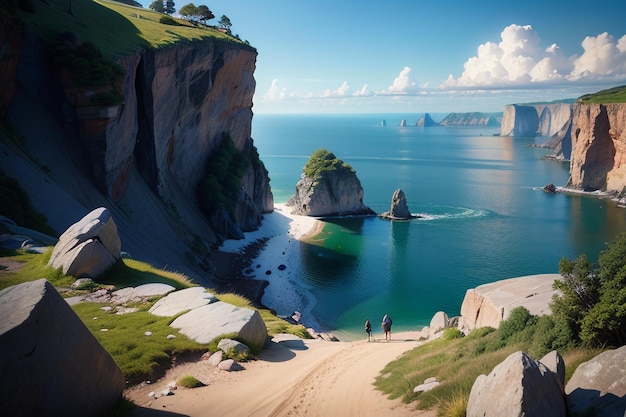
[140,0,626,114]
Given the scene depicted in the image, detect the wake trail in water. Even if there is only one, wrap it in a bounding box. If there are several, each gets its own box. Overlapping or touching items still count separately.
[411,206,490,221]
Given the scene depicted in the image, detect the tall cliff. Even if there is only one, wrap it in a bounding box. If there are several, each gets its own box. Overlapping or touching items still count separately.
[0,2,272,283]
[500,103,573,159]
[567,103,626,192]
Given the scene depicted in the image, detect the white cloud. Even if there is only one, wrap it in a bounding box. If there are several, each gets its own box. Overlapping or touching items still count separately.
[323,81,350,97]
[353,84,372,96]
[263,79,287,101]
[386,67,417,93]
[441,24,626,89]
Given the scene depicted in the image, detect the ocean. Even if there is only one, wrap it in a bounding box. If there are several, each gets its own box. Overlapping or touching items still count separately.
[251,113,626,340]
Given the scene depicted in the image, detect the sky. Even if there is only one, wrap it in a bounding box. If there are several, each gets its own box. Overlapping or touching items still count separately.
[139,0,626,114]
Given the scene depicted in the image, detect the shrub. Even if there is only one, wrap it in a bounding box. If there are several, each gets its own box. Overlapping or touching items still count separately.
[443,328,464,340]
[177,375,204,388]
[303,149,355,179]
[197,135,249,215]
[159,16,180,26]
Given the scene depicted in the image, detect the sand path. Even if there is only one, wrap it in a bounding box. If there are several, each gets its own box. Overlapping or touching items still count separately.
[125,332,435,417]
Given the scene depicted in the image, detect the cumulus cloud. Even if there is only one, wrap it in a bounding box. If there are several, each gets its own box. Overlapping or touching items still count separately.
[353,84,373,96]
[386,67,418,93]
[441,24,626,89]
[263,79,287,101]
[323,81,350,97]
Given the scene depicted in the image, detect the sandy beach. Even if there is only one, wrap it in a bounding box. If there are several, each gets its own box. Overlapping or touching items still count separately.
[124,205,437,416]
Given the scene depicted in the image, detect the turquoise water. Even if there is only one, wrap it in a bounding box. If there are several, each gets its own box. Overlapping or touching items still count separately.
[251,113,626,340]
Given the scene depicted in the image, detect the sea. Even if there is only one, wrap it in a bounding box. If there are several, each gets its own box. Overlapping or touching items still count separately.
[251,113,626,340]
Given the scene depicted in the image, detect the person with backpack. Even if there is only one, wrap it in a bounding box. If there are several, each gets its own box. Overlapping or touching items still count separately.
[365,319,372,342]
[381,314,392,342]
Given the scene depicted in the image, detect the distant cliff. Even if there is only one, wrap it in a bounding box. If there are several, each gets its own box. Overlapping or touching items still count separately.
[0,1,272,283]
[567,102,626,193]
[500,102,574,159]
[439,112,501,127]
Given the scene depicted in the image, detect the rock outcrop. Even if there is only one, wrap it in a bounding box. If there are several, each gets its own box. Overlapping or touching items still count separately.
[287,149,375,217]
[0,279,125,417]
[565,345,626,416]
[467,351,566,417]
[169,301,267,352]
[48,207,121,279]
[567,103,626,193]
[416,113,438,126]
[380,189,417,220]
[439,112,501,127]
[459,274,561,332]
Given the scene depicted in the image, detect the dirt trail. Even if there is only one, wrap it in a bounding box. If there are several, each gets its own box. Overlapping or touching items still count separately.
[125,332,436,417]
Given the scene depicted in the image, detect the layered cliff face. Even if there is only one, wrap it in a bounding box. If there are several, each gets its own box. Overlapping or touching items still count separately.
[567,103,626,192]
[1,7,272,282]
[501,103,573,136]
[439,112,501,127]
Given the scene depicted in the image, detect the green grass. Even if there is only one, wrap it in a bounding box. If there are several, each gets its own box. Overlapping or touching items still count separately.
[18,0,247,59]
[374,323,606,417]
[177,375,205,388]
[578,85,626,104]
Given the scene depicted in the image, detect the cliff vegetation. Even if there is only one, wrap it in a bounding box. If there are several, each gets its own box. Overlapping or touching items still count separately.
[303,149,355,179]
[578,85,626,104]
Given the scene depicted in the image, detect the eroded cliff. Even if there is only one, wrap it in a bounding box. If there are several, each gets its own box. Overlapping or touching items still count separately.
[0,3,272,283]
[567,103,626,192]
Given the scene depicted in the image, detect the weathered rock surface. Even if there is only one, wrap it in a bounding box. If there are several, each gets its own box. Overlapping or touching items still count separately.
[47,207,121,279]
[416,113,438,126]
[459,274,561,332]
[149,286,217,316]
[111,283,175,304]
[218,338,250,356]
[540,350,566,393]
[413,377,440,393]
[380,189,416,220]
[0,279,125,417]
[467,351,566,417]
[439,112,501,127]
[170,301,267,351]
[565,345,626,416]
[567,103,626,193]
[429,311,449,333]
[287,152,375,217]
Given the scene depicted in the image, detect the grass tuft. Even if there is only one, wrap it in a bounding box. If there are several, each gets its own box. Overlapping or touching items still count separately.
[177,375,205,388]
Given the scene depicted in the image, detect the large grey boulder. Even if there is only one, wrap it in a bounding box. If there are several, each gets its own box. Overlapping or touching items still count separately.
[467,351,566,417]
[0,279,125,417]
[565,345,626,416]
[539,350,566,393]
[149,286,217,316]
[429,311,449,333]
[170,301,267,351]
[48,207,121,279]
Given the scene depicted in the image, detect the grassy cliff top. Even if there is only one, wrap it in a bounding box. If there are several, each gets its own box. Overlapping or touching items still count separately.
[18,0,249,58]
[578,85,626,104]
[303,149,356,179]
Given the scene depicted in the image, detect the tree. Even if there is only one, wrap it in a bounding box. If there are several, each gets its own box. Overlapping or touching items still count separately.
[219,15,232,31]
[196,5,214,24]
[179,3,198,21]
[149,0,165,13]
[165,0,175,14]
[580,233,626,346]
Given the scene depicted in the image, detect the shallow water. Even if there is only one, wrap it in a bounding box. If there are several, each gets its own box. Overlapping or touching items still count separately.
[252,113,626,340]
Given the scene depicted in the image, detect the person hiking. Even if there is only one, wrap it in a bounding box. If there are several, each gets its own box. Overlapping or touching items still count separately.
[365,319,372,342]
[381,314,392,342]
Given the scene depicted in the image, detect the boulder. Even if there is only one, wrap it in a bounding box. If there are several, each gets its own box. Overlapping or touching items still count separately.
[565,345,626,416]
[170,301,267,351]
[149,287,217,317]
[208,350,223,366]
[429,311,449,333]
[111,283,175,304]
[218,339,250,357]
[48,207,121,279]
[459,274,561,332]
[466,351,566,417]
[218,359,244,372]
[0,279,125,417]
[413,377,440,393]
[539,350,565,393]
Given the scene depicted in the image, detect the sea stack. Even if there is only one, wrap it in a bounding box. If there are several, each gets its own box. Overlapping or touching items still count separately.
[416,113,438,127]
[287,149,375,217]
[380,189,418,220]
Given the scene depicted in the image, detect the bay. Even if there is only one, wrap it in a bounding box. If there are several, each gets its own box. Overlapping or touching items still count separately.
[251,113,626,340]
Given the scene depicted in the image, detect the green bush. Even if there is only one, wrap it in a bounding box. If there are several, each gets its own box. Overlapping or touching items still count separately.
[442,328,464,340]
[177,375,204,388]
[197,135,249,215]
[303,149,355,179]
[159,16,180,26]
